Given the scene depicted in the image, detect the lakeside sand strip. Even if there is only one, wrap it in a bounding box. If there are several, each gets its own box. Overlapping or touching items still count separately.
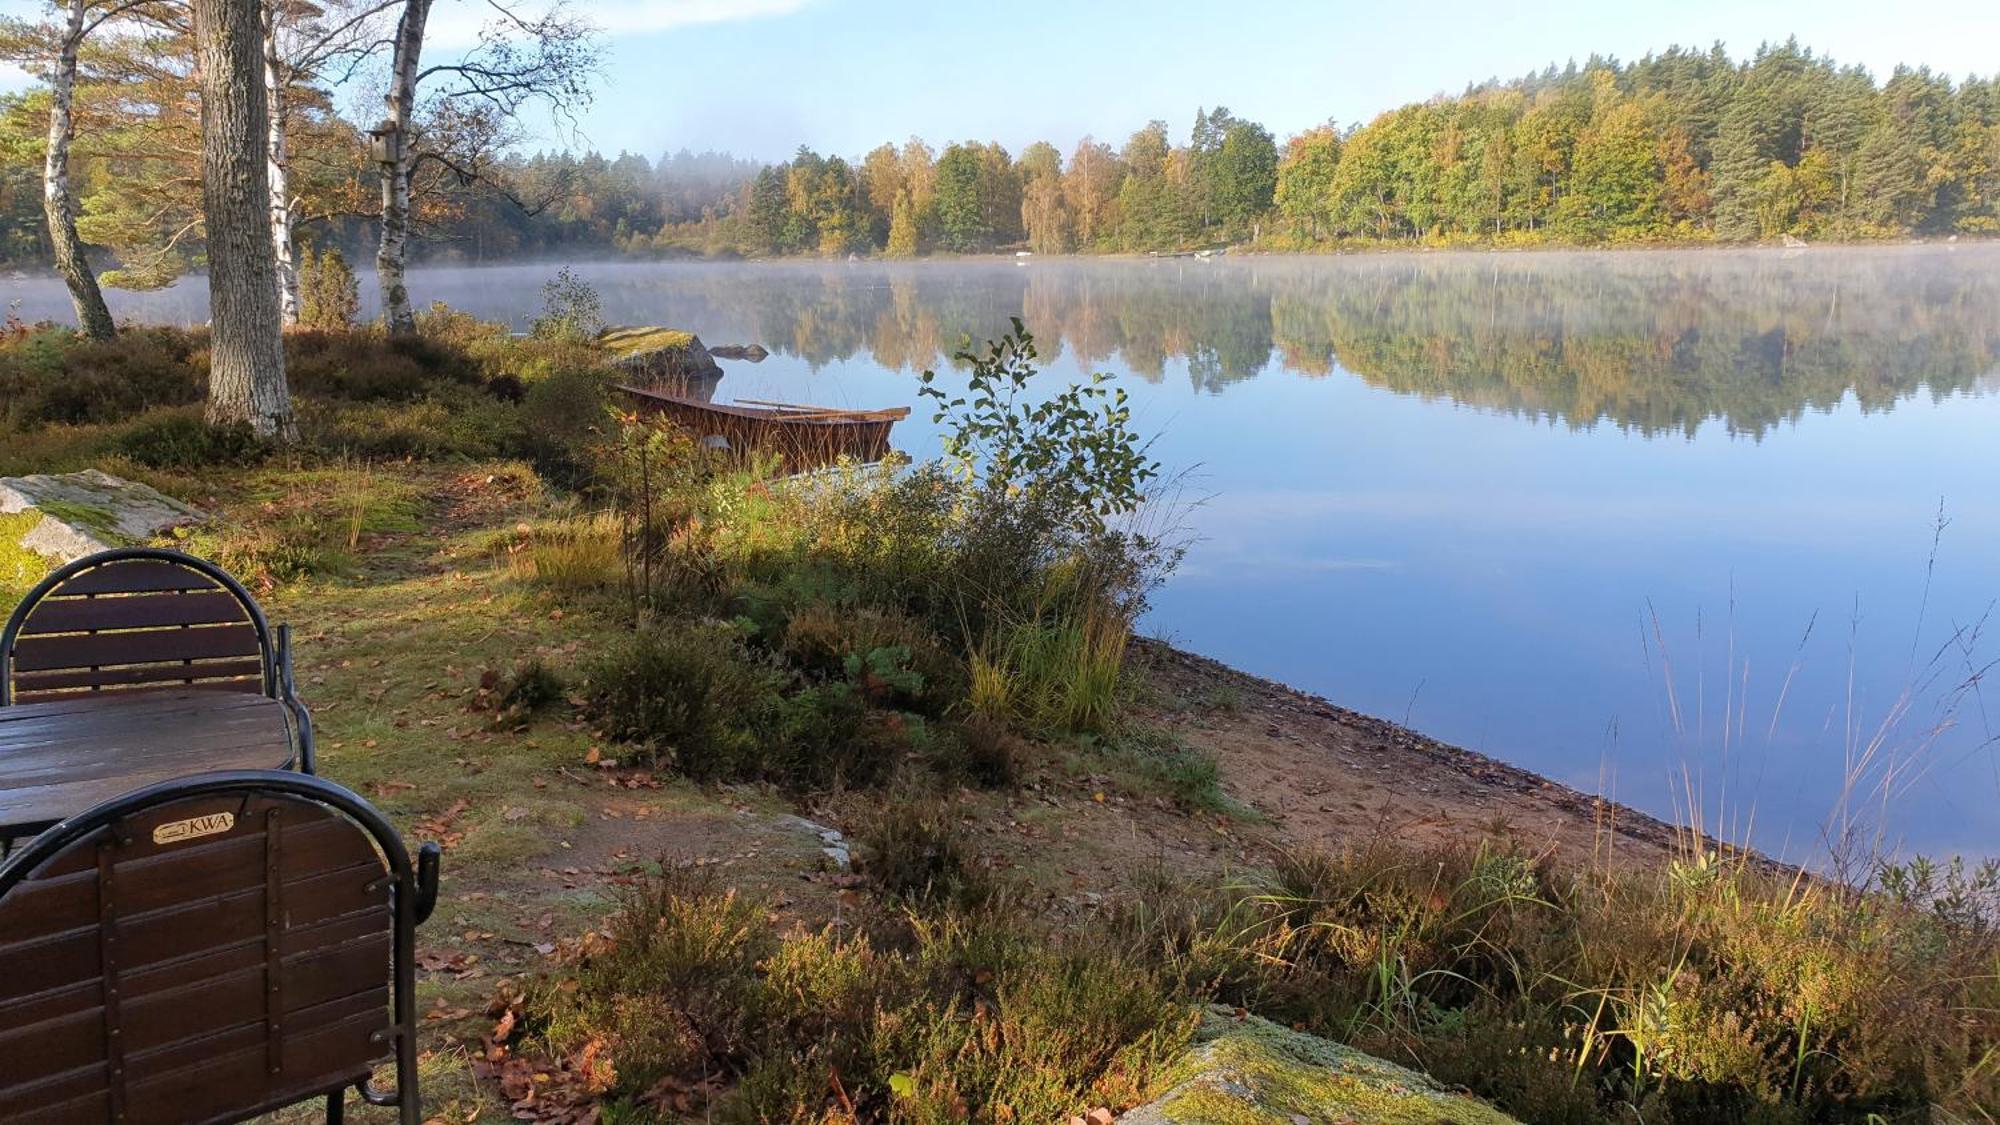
[1137,639,1716,869]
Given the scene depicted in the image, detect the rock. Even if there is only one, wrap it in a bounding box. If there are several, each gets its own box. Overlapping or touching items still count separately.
[1120,1006,1519,1125]
[770,814,852,870]
[707,343,769,362]
[600,325,724,382]
[0,470,206,564]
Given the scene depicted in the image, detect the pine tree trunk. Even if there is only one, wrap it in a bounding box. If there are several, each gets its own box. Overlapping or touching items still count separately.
[264,17,299,326]
[377,0,431,335]
[45,0,116,340]
[195,0,293,440]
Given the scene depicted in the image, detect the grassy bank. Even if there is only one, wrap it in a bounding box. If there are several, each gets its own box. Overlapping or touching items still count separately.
[1,313,1994,1123]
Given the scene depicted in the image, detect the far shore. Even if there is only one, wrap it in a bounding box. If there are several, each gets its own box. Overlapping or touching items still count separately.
[7,233,1996,289]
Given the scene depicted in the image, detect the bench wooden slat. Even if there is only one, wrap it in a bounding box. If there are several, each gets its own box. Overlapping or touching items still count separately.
[10,624,263,673]
[42,561,223,596]
[16,591,250,636]
[10,661,267,701]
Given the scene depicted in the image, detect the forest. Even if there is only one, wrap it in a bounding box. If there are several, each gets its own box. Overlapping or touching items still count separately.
[2,36,1999,277]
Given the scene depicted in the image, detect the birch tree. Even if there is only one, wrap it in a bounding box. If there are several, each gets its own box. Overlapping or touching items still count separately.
[194,0,292,439]
[263,0,397,324]
[0,1,146,337]
[375,0,596,333]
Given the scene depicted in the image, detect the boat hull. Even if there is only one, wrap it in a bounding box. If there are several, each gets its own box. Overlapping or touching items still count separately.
[616,385,906,472]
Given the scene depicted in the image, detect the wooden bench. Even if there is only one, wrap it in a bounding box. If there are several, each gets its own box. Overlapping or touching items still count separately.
[0,770,440,1124]
[1,548,315,772]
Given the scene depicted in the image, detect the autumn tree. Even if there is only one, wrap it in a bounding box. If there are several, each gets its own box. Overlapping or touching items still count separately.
[1060,137,1122,250]
[1017,139,1068,253]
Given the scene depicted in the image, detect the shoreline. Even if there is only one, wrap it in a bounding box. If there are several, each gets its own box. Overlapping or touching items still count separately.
[1137,638,1696,868]
[9,234,1994,286]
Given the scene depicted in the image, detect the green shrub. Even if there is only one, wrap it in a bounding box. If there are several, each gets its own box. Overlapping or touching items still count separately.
[516,366,609,485]
[931,716,1023,789]
[582,621,781,776]
[0,325,204,430]
[284,327,484,402]
[769,682,907,790]
[298,245,359,329]
[918,317,1159,529]
[493,657,568,723]
[852,793,989,907]
[780,603,965,716]
[114,408,267,468]
[539,870,777,1088]
[530,267,606,343]
[1114,839,2000,1124]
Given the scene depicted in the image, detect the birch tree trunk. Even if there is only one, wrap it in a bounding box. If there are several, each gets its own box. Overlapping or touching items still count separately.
[195,0,293,440]
[377,0,431,334]
[264,13,299,326]
[44,0,116,340]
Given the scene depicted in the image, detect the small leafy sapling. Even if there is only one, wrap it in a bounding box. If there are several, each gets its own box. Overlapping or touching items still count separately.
[917,318,1159,529]
[531,267,606,343]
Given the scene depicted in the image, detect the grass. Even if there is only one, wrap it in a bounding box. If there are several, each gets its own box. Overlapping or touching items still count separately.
[1062,725,1240,815]
[509,512,623,592]
[0,509,51,606]
[512,870,1198,1123]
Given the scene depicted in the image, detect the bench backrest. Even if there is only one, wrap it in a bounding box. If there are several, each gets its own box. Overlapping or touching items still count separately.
[1,549,276,706]
[0,770,437,1125]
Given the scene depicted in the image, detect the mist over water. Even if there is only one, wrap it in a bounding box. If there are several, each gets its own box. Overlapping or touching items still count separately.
[8,245,1999,859]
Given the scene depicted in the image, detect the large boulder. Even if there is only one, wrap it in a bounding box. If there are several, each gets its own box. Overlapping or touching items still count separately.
[1120,1007,1519,1125]
[0,469,206,564]
[600,326,724,383]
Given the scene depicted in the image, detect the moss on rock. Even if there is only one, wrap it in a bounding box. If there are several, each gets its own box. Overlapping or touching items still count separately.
[0,510,52,606]
[600,326,723,382]
[600,326,696,356]
[1120,1007,1519,1125]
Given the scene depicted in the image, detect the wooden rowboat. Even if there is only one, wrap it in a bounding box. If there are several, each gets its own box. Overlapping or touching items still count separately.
[615,384,910,471]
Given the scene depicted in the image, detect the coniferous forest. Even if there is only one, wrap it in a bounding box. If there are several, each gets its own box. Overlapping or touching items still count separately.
[2,38,1997,274]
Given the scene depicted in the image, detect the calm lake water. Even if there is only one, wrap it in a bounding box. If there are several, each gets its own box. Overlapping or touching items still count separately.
[8,247,1999,860]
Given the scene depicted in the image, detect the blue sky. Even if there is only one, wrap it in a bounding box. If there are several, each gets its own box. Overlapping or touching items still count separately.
[4,0,1998,162]
[529,0,2000,160]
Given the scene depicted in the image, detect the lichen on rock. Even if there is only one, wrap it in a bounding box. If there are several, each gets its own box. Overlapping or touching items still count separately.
[1120,1006,1520,1125]
[0,469,206,564]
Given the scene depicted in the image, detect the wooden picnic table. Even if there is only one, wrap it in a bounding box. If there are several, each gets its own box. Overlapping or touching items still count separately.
[0,689,298,837]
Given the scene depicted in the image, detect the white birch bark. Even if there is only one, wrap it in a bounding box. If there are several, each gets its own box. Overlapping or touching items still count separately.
[264,10,299,326]
[376,0,430,334]
[44,0,117,339]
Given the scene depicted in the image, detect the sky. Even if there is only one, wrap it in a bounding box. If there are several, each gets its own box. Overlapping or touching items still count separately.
[3,0,1999,162]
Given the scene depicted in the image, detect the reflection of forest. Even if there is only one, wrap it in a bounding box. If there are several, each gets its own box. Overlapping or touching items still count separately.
[606,248,2000,437]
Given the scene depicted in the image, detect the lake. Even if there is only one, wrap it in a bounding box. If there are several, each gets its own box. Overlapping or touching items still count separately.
[7,246,1999,860]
